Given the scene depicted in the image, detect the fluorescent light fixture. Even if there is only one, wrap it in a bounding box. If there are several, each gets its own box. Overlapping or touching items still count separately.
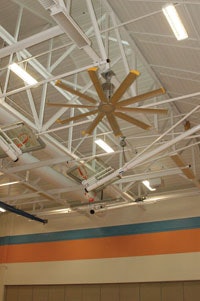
[0,207,6,212]
[95,139,114,153]
[142,180,156,191]
[51,7,91,48]
[9,63,38,85]
[0,181,20,187]
[162,4,188,41]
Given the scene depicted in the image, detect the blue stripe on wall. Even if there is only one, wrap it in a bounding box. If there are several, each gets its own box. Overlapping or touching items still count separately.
[1,216,200,246]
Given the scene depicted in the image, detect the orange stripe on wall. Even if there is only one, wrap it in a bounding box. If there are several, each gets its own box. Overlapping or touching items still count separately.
[1,229,200,263]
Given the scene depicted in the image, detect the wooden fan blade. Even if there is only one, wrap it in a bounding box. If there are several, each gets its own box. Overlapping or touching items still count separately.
[114,111,151,130]
[82,112,105,135]
[57,109,98,124]
[87,67,108,103]
[117,88,166,107]
[55,80,97,104]
[116,107,168,114]
[111,70,140,104]
[47,103,97,109]
[106,113,122,136]
[171,154,195,179]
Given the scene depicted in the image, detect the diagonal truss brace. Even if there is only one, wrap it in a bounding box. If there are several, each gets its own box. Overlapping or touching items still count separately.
[84,122,200,192]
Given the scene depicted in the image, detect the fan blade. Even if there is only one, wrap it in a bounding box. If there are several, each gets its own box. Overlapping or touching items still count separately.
[111,70,140,104]
[114,112,151,130]
[55,80,97,104]
[87,67,108,103]
[117,88,166,107]
[106,113,122,136]
[57,110,98,124]
[82,112,105,135]
[116,107,168,114]
[171,154,195,179]
[47,103,97,109]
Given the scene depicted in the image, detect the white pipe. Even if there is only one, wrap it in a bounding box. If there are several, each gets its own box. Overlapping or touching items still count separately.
[133,105,200,162]
[85,122,200,192]
[143,91,200,108]
[116,167,181,184]
[0,136,20,162]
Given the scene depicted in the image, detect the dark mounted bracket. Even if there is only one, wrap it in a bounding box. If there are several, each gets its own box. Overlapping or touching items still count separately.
[0,201,48,224]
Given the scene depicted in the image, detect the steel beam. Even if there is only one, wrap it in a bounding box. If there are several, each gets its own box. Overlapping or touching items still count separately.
[0,26,63,59]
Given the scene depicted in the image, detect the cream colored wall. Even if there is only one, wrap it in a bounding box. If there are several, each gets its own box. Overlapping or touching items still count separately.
[3,253,200,285]
[1,252,200,300]
[0,254,200,301]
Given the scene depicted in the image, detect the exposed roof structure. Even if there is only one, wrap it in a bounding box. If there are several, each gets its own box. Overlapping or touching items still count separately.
[0,0,200,221]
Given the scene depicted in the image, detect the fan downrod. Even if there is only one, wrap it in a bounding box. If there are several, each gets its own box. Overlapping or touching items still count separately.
[120,136,127,148]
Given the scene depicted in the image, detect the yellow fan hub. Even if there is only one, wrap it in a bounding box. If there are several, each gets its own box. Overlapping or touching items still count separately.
[99,103,115,113]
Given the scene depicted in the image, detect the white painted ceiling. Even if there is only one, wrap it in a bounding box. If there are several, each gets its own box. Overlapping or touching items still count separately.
[0,0,200,222]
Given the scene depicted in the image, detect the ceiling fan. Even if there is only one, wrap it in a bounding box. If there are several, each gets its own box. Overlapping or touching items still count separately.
[48,67,167,136]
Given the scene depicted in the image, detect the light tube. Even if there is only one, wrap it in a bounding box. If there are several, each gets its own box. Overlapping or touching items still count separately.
[162,4,188,41]
[0,181,20,187]
[142,180,156,191]
[95,139,114,153]
[9,63,38,85]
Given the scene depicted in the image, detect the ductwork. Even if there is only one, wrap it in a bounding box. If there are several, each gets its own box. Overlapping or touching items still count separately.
[0,107,80,189]
[38,0,91,49]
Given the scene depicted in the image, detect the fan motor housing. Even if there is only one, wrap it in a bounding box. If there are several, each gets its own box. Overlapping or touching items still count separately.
[99,103,115,113]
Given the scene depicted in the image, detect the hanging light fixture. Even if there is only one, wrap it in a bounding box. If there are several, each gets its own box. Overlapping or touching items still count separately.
[9,63,38,85]
[95,139,114,153]
[0,181,20,187]
[162,4,188,41]
[142,180,156,191]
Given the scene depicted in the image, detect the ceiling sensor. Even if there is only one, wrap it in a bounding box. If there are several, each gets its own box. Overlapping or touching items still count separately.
[120,136,127,148]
